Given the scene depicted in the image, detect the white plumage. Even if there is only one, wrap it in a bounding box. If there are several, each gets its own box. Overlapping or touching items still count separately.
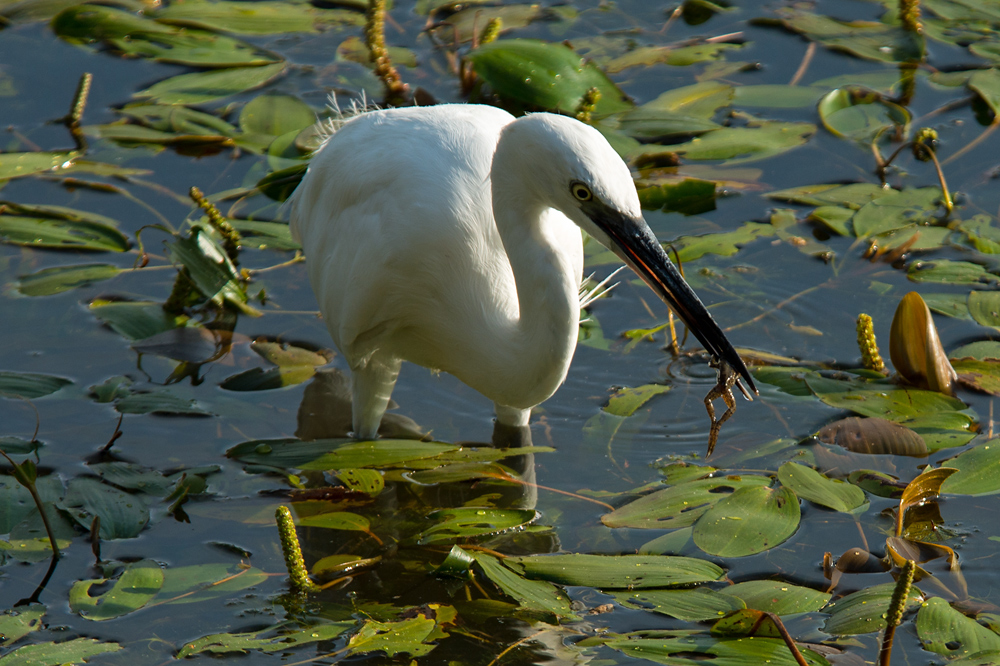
[290,104,752,439]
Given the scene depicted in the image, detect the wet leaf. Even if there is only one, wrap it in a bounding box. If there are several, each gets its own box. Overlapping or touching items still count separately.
[256,162,307,201]
[69,560,163,621]
[953,359,1000,396]
[848,469,906,498]
[693,486,800,557]
[644,121,816,163]
[337,34,416,69]
[762,8,923,63]
[968,290,1000,329]
[17,264,121,296]
[940,441,1000,495]
[228,219,299,250]
[733,84,826,108]
[0,638,122,666]
[433,545,476,579]
[917,597,1000,658]
[672,222,777,263]
[612,588,744,621]
[154,0,329,34]
[60,478,149,539]
[0,203,129,251]
[295,510,370,531]
[908,260,1000,285]
[638,81,733,118]
[115,389,211,416]
[900,467,957,526]
[767,182,889,209]
[818,86,911,143]
[0,371,71,399]
[924,293,972,319]
[336,468,383,495]
[219,366,317,391]
[605,634,830,666]
[136,62,286,105]
[0,605,45,645]
[468,551,578,619]
[968,68,1000,117]
[638,178,716,215]
[720,580,831,615]
[131,327,224,364]
[0,151,78,182]
[506,553,724,588]
[816,416,928,456]
[166,229,255,313]
[177,622,354,657]
[602,475,771,529]
[467,39,631,115]
[890,291,957,394]
[299,440,458,470]
[777,462,868,513]
[438,4,542,44]
[414,507,537,545]
[852,188,942,237]
[823,581,923,635]
[951,341,1000,360]
[89,462,173,495]
[239,95,316,138]
[805,375,973,429]
[603,384,670,417]
[251,339,330,367]
[347,615,437,657]
[157,564,268,603]
[90,300,187,341]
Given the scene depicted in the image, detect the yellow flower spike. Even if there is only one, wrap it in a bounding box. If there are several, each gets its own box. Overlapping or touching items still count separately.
[275,506,321,593]
[575,87,602,124]
[856,313,885,373]
[478,18,502,47]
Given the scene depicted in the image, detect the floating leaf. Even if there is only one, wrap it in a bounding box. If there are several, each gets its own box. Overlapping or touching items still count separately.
[613,588,744,621]
[693,486,800,557]
[852,188,942,237]
[0,605,45,645]
[137,62,286,105]
[156,563,267,603]
[469,551,578,619]
[762,8,923,63]
[89,300,188,341]
[953,359,1000,396]
[969,68,1000,117]
[916,597,1000,658]
[414,507,537,545]
[506,553,724,588]
[924,293,972,319]
[0,371,71,399]
[603,384,670,417]
[0,638,122,666]
[733,84,825,108]
[823,581,923,635]
[239,95,316,138]
[602,475,771,529]
[890,291,957,394]
[251,339,331,367]
[816,416,928,456]
[60,478,149,539]
[0,151,77,182]
[219,366,317,391]
[767,182,888,209]
[299,440,458,471]
[0,203,129,251]
[336,468,383,496]
[295,511,370,531]
[605,43,741,73]
[115,389,211,416]
[155,0,329,34]
[347,615,438,658]
[818,86,911,143]
[941,441,1000,495]
[805,375,973,428]
[178,622,354,657]
[644,121,816,163]
[673,222,777,263]
[89,462,173,495]
[17,264,122,296]
[777,462,868,513]
[166,229,255,314]
[968,290,1000,329]
[467,39,631,115]
[228,219,300,250]
[70,560,163,621]
[908,260,999,285]
[605,634,830,666]
[720,580,831,615]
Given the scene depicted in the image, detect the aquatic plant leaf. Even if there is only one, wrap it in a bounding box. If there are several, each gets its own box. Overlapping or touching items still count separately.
[639,81,733,118]
[917,597,1000,658]
[506,553,724,588]
[0,204,129,251]
[693,486,799,557]
[155,0,328,34]
[178,622,355,657]
[17,264,121,296]
[228,219,299,250]
[250,339,330,367]
[70,560,163,621]
[156,564,268,603]
[603,384,670,417]
[968,290,1000,329]
[136,62,286,105]
[816,416,928,456]
[805,375,972,426]
[908,260,1000,285]
[219,366,317,391]
[638,179,716,214]
[0,605,45,646]
[647,121,816,163]
[166,230,254,313]
[60,478,149,539]
[672,222,777,262]
[602,475,771,530]
[89,461,172,495]
[348,615,438,657]
[467,39,631,115]
[438,4,542,44]
[604,635,830,666]
[823,581,923,635]
[336,468,383,495]
[0,477,41,532]
[0,638,122,666]
[952,359,1000,395]
[605,43,740,73]
[239,95,316,138]
[433,545,476,579]
[119,104,237,135]
[899,467,957,530]
[890,291,957,393]
[767,182,888,209]
[733,84,825,108]
[847,469,906,498]
[818,86,911,143]
[720,580,831,615]
[295,510,370,531]
[0,371,71,399]
[924,293,971,319]
[414,507,537,545]
[940,441,1000,495]
[612,588,744,621]
[761,8,923,63]
[337,34,417,69]
[777,462,869,513]
[852,188,941,237]
[89,300,187,341]
[968,68,1000,117]
[468,551,578,619]
[299,440,458,470]
[0,151,77,182]
[617,108,721,140]
[115,389,211,416]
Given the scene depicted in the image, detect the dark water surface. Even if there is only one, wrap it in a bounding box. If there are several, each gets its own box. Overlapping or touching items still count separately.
[2,0,1000,664]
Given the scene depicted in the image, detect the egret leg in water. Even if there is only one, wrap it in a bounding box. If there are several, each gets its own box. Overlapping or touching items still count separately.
[289,104,756,444]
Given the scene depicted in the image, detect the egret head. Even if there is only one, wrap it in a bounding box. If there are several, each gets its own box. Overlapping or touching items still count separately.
[496,112,757,395]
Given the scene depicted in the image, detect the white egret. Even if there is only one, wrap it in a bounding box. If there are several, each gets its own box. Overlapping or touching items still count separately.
[289,104,755,440]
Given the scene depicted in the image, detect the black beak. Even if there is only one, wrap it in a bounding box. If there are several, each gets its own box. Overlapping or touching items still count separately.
[593,211,757,395]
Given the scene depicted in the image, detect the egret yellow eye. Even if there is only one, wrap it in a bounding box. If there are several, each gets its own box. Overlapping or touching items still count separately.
[571,183,593,202]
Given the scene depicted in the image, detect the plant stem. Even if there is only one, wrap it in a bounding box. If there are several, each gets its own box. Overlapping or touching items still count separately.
[878,559,916,666]
[0,450,60,560]
[65,72,92,152]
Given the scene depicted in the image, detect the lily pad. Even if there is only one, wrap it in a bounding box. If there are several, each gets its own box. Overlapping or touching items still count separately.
[239,95,316,138]
[295,511,370,531]
[299,440,459,471]
[818,86,911,143]
[114,389,212,416]
[70,560,163,621]
[916,597,1000,658]
[136,62,286,105]
[0,638,122,666]
[60,477,150,539]
[506,553,724,588]
[908,260,999,285]
[0,371,71,399]
[0,203,129,251]
[177,622,354,657]
[613,588,744,621]
[777,462,869,513]
[940,441,1000,495]
[468,551,577,619]
[154,0,330,34]
[17,263,121,296]
[720,580,831,615]
[852,187,942,237]
[90,300,188,341]
[602,475,771,529]
[693,486,800,557]
[823,581,923,635]
[605,634,830,666]
[646,121,816,163]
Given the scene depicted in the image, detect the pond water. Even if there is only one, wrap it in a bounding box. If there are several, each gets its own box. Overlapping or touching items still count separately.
[2,0,1000,664]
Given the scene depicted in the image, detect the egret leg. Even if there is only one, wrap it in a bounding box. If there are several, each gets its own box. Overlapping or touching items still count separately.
[495,403,530,428]
[351,356,402,440]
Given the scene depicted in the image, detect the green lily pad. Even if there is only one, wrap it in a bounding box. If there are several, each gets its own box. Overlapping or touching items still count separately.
[603,384,670,417]
[60,477,150,539]
[908,260,1000,285]
[951,341,1000,360]
[805,375,974,428]
[638,179,716,215]
[647,121,816,163]
[0,371,72,399]
[347,615,438,658]
[613,588,744,621]
[602,475,771,530]
[767,182,888,209]
[692,486,800,557]
[851,187,942,237]
[733,84,826,108]
[917,597,1000,658]
[818,86,911,143]
[605,43,741,73]
[924,293,972,319]
[17,263,122,296]
[617,107,721,141]
[467,39,631,115]
[70,560,163,621]
[823,581,923,635]
[0,203,129,251]
[940,441,1000,495]
[969,68,1000,117]
[336,468,383,495]
[228,219,299,250]
[777,462,869,513]
[136,62,286,105]
[953,359,1000,396]
[968,290,1000,328]
[673,222,777,262]
[414,507,537,545]
[762,8,923,63]
[118,104,238,136]
[505,553,724,588]
[156,563,268,603]
[720,580,831,615]
[0,638,122,666]
[239,95,316,138]
[165,229,254,313]
[219,366,317,391]
[0,604,45,645]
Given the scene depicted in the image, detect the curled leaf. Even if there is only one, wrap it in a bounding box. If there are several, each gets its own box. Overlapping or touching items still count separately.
[890,291,957,394]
